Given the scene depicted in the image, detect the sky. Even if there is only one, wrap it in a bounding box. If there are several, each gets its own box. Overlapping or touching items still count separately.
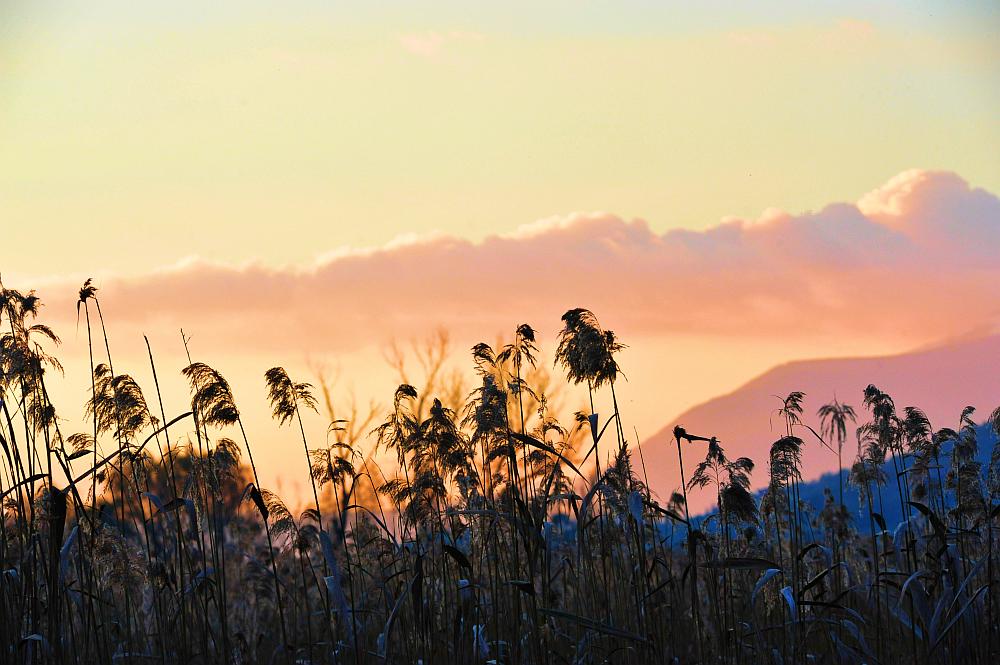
[2,1,998,278]
[1,1,999,501]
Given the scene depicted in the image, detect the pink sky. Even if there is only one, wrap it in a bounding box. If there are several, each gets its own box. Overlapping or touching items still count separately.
[24,169,1000,352]
[7,168,1000,504]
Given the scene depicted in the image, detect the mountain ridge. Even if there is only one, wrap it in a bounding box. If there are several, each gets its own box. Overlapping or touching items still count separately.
[638,332,1000,512]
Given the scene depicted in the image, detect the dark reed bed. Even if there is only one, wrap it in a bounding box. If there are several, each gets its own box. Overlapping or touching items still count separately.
[1,281,998,664]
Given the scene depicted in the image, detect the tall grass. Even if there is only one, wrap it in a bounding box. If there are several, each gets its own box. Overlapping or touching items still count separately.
[1,280,998,663]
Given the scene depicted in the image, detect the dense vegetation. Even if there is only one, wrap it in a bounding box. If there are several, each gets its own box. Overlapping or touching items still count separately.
[1,280,998,664]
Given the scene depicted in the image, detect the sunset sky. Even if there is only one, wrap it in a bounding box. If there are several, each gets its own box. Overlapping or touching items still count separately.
[2,1,999,503]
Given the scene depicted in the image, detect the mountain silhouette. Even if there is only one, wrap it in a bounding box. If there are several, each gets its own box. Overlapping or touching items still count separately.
[638,333,1000,513]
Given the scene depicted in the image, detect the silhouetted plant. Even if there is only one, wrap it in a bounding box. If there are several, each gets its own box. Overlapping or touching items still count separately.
[1,287,998,664]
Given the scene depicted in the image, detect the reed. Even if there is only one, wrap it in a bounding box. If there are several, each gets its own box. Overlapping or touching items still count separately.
[0,282,997,663]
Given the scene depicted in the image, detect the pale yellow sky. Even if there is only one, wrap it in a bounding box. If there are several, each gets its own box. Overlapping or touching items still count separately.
[2,1,998,279]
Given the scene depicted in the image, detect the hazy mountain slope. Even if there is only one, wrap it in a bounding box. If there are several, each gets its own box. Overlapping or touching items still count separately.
[638,334,1000,512]
[649,423,998,547]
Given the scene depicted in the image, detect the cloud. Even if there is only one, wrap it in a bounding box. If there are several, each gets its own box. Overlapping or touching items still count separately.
[21,170,1000,355]
[835,18,876,38]
[398,30,485,58]
[727,18,877,49]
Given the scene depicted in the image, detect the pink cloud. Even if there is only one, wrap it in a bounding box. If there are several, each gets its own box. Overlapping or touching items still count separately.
[398,30,485,58]
[834,18,876,39]
[21,170,1000,356]
[727,19,876,49]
